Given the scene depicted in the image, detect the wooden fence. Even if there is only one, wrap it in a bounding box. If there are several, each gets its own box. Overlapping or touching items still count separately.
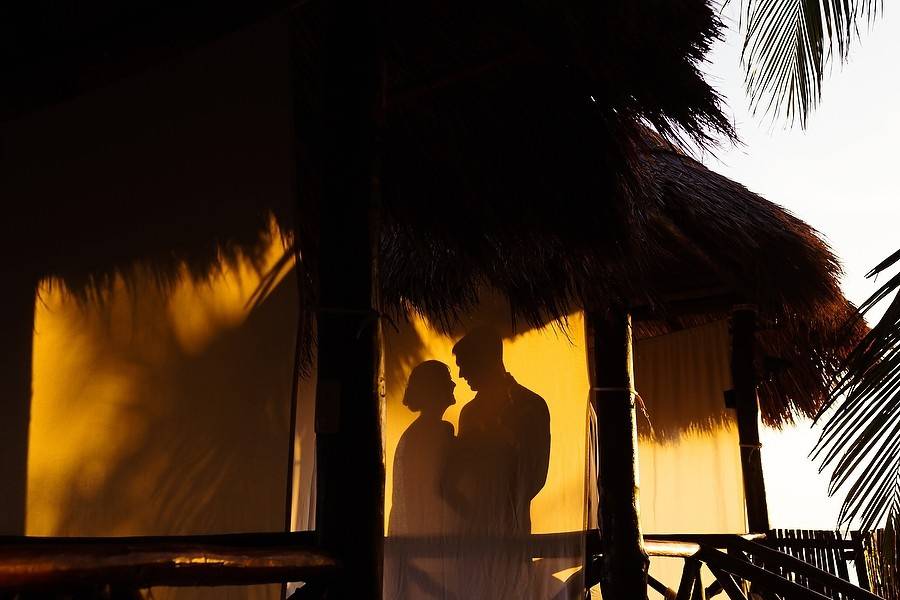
[766,528,868,596]
[766,527,900,600]
[859,518,900,600]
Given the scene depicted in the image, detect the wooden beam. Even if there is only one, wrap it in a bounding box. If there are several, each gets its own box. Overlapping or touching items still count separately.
[675,559,700,600]
[590,310,649,599]
[631,290,742,323]
[850,531,872,591]
[0,274,35,535]
[730,306,770,534]
[0,532,318,546]
[648,574,677,600]
[691,565,706,600]
[644,540,701,559]
[696,545,832,600]
[727,536,882,600]
[646,534,767,547]
[0,533,337,591]
[292,0,384,597]
[707,566,748,600]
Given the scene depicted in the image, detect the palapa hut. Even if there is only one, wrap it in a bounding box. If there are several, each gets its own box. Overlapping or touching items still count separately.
[0,1,868,599]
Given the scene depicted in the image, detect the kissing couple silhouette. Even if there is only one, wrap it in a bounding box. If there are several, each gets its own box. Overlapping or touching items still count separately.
[387,326,551,600]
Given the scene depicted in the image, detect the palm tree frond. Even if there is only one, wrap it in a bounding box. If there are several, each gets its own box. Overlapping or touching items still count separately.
[740,0,880,127]
[867,246,900,278]
[815,249,900,531]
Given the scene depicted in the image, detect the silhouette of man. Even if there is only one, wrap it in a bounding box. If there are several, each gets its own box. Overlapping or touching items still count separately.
[448,326,551,538]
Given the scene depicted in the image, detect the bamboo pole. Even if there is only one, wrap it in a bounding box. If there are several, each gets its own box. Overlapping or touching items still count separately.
[590,310,649,599]
[292,1,385,597]
[281,274,305,600]
[730,306,770,534]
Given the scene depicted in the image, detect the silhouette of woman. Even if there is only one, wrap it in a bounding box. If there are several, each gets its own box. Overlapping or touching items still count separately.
[386,360,458,600]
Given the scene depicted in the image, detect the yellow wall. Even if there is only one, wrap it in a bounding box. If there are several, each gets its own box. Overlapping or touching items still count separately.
[28,236,297,600]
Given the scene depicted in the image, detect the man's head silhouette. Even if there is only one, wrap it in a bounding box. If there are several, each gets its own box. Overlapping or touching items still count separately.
[452,326,505,392]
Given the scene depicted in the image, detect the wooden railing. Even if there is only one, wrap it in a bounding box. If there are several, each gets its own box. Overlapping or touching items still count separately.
[0,529,889,599]
[766,526,900,600]
[767,529,871,594]
[0,532,338,597]
[639,532,884,600]
[386,530,888,599]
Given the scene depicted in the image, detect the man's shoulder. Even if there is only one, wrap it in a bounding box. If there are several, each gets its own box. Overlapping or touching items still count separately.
[510,382,549,415]
[457,399,477,428]
[509,380,545,402]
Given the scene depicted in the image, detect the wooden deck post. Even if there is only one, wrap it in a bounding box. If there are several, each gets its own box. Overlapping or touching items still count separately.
[731,306,770,534]
[0,273,35,535]
[292,1,385,597]
[590,309,649,599]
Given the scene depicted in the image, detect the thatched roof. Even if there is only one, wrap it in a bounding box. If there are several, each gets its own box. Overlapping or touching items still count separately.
[5,0,730,289]
[376,132,865,426]
[3,0,731,138]
[293,0,735,323]
[1,0,860,425]
[636,140,866,425]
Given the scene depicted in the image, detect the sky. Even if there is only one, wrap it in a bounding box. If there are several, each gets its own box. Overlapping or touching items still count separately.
[700,4,900,529]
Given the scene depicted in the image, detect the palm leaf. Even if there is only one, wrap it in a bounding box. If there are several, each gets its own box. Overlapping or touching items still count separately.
[739,0,880,127]
[814,248,900,530]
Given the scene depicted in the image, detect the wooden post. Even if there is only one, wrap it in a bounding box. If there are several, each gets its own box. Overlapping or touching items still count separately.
[292,1,384,597]
[850,531,871,592]
[0,273,35,535]
[731,306,770,534]
[590,309,649,600]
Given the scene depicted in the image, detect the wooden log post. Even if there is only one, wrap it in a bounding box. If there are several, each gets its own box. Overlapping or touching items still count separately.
[590,309,649,599]
[731,306,770,534]
[0,272,36,535]
[293,1,385,598]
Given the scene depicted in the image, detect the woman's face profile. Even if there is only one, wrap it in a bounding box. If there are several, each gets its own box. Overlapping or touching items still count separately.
[439,367,457,409]
[405,361,457,414]
[425,364,456,413]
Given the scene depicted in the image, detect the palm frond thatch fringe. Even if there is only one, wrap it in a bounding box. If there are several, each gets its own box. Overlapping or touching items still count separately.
[739,0,881,127]
[36,212,295,307]
[814,249,900,530]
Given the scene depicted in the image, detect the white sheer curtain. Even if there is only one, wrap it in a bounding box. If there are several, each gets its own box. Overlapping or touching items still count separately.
[634,319,745,588]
